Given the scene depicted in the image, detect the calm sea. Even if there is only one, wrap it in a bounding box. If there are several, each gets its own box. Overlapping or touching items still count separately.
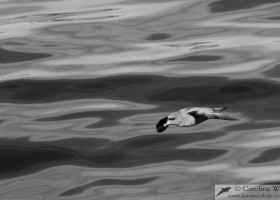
[0,0,280,199]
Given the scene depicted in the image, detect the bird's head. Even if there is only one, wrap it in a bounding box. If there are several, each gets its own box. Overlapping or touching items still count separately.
[156,112,179,133]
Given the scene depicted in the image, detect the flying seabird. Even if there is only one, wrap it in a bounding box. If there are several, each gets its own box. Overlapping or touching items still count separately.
[156,107,239,133]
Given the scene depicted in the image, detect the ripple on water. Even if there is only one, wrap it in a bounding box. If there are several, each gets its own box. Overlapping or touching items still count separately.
[1,0,280,199]
[0,131,227,179]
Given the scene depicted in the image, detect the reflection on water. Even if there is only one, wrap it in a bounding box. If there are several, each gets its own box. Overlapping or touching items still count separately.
[0,0,280,199]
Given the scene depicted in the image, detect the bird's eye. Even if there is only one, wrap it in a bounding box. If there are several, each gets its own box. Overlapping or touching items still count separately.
[169,117,175,120]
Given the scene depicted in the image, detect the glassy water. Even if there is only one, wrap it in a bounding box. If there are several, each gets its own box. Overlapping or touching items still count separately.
[0,0,280,199]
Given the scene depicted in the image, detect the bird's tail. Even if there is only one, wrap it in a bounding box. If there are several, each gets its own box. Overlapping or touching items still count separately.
[213,107,227,113]
[207,113,239,120]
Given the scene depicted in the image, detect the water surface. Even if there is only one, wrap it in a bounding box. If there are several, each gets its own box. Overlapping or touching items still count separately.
[0,0,280,199]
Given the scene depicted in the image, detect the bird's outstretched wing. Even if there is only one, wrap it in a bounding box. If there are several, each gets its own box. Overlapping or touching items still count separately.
[186,110,208,124]
[207,113,239,120]
[188,110,239,120]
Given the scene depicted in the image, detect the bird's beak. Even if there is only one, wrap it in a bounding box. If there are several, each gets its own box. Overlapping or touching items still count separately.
[156,117,169,133]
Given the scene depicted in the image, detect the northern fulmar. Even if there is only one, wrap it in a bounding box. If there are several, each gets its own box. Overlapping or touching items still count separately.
[156,107,239,133]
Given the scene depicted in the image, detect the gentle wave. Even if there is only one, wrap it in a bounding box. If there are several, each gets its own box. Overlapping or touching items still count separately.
[0,0,280,199]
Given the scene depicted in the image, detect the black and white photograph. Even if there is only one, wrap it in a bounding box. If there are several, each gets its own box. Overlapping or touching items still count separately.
[0,0,279,199]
